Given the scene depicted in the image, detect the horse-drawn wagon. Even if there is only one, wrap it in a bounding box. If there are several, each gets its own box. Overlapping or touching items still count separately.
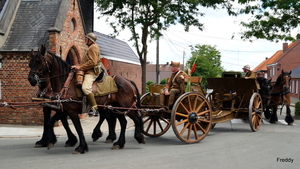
[140,72,263,143]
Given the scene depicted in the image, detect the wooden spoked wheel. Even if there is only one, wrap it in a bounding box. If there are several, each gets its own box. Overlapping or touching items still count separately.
[171,92,212,143]
[249,93,263,132]
[140,93,171,137]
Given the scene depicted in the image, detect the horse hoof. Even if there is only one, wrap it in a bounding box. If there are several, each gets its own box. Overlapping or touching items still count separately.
[47,143,54,150]
[35,140,47,148]
[288,123,293,126]
[111,145,123,149]
[92,131,103,142]
[105,139,113,143]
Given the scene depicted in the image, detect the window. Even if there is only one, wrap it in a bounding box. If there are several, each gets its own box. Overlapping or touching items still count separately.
[296,80,299,94]
[70,18,76,32]
[291,80,294,93]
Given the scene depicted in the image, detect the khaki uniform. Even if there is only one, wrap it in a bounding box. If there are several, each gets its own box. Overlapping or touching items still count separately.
[160,70,188,106]
[245,70,260,90]
[81,43,101,95]
[245,71,256,79]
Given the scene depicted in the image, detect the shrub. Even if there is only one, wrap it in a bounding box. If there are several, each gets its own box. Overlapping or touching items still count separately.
[160,78,167,84]
[146,80,154,93]
[294,101,300,116]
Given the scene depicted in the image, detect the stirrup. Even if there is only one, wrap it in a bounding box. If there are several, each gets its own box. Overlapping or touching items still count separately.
[89,109,99,116]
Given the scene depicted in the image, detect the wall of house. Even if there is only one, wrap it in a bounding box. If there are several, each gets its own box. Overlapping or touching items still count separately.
[0,0,143,125]
[266,41,300,99]
[146,64,183,84]
[290,79,299,99]
[0,0,87,125]
[277,41,300,73]
[0,52,44,125]
[109,60,142,93]
[48,0,86,63]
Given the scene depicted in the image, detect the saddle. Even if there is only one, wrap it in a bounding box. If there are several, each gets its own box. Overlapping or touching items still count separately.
[76,76,118,97]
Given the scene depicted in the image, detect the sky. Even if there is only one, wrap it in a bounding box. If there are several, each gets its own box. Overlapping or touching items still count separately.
[93,6,294,72]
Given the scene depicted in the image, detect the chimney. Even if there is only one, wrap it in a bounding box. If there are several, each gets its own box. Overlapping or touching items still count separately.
[283,43,288,52]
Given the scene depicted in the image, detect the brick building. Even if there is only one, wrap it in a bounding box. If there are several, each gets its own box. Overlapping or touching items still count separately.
[146,62,183,83]
[253,40,300,99]
[0,0,141,125]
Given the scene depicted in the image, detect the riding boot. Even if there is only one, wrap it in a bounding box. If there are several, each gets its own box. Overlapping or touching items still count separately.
[86,93,98,116]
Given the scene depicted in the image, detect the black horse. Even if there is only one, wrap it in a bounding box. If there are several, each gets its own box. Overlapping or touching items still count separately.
[28,45,145,153]
[28,52,115,147]
[263,70,294,125]
[256,76,272,119]
[27,53,78,147]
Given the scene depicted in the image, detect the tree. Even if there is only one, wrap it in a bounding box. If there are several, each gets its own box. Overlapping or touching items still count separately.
[186,44,224,89]
[238,0,300,42]
[94,0,239,94]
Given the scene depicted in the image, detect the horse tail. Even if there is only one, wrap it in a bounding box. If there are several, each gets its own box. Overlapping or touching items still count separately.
[127,79,141,109]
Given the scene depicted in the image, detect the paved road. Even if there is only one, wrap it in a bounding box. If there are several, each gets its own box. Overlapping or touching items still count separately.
[0,97,299,169]
[1,113,299,169]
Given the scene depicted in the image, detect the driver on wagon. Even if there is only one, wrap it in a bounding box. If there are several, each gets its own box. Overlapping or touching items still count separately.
[160,61,189,110]
[242,64,256,79]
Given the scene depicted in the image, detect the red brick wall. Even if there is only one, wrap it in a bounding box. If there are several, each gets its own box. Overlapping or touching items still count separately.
[0,0,142,125]
[0,52,44,125]
[109,60,142,93]
[49,0,86,62]
[269,41,300,98]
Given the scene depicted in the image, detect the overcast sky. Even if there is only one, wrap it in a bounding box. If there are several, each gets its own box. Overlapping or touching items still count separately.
[94,6,294,72]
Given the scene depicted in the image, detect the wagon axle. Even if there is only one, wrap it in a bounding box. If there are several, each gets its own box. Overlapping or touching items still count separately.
[188,112,198,124]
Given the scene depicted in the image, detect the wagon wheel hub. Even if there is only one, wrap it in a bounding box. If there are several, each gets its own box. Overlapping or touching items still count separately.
[254,108,262,115]
[188,112,198,124]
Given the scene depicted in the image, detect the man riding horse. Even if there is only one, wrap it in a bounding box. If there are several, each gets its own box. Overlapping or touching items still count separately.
[71,32,103,116]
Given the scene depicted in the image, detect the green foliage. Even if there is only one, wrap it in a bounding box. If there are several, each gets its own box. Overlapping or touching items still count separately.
[238,0,300,42]
[94,0,242,94]
[160,78,167,85]
[294,101,300,116]
[186,44,224,90]
[146,80,154,86]
[146,80,154,93]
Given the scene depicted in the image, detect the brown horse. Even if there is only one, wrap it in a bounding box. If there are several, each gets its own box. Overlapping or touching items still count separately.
[28,53,115,146]
[265,70,294,125]
[27,56,78,148]
[28,45,145,154]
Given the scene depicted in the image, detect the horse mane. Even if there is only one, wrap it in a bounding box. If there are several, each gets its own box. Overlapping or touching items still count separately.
[274,74,283,86]
[47,51,71,75]
[274,71,291,87]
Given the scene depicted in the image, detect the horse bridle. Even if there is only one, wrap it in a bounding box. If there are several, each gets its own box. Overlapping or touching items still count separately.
[31,51,69,85]
[281,73,291,93]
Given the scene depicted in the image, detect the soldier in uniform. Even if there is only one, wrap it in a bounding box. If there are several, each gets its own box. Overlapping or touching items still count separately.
[160,61,189,110]
[242,64,260,90]
[71,32,101,116]
[242,64,256,79]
